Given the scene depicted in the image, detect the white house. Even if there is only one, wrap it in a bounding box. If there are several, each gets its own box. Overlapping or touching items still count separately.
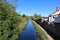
[48,7,60,23]
[48,7,60,36]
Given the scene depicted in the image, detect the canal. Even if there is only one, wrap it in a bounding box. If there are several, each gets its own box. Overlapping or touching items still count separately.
[18,20,39,40]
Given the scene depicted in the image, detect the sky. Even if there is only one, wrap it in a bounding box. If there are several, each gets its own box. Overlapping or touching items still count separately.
[8,0,60,17]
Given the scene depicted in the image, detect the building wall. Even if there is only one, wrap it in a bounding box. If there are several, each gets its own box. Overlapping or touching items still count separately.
[55,23,60,36]
[54,14,60,23]
[49,17,54,23]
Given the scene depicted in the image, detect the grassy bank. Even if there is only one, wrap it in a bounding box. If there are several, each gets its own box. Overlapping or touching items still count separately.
[32,20,48,40]
[0,16,28,40]
[18,17,28,34]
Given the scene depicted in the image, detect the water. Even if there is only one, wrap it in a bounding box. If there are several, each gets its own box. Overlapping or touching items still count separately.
[18,20,39,40]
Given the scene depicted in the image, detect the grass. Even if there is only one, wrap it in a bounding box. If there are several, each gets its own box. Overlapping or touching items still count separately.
[0,17,28,40]
[32,20,48,40]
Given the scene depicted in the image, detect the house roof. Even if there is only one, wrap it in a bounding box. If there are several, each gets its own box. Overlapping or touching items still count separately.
[52,10,60,16]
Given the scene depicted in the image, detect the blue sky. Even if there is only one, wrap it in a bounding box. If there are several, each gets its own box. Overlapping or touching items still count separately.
[8,0,60,17]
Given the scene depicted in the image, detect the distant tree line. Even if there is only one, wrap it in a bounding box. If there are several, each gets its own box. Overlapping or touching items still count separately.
[31,13,42,20]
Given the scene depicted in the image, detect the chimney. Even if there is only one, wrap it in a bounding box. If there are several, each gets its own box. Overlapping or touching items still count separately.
[56,6,59,12]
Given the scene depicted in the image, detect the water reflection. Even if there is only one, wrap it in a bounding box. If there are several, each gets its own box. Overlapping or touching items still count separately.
[18,20,39,40]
